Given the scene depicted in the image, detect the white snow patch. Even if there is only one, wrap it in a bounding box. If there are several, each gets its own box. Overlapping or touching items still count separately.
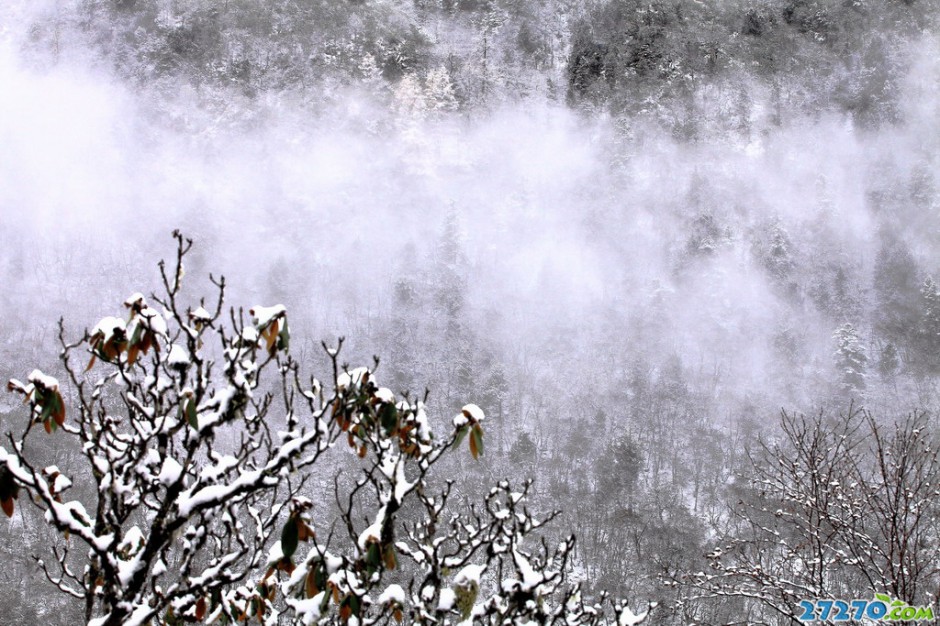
[454,563,485,586]
[357,516,384,550]
[513,549,541,591]
[200,455,238,482]
[267,540,284,565]
[618,604,650,626]
[287,592,326,625]
[374,387,395,403]
[378,584,405,605]
[338,367,371,392]
[167,344,189,366]
[92,316,126,339]
[158,457,183,486]
[124,292,146,307]
[189,306,212,321]
[461,404,485,422]
[28,369,60,391]
[138,306,168,337]
[250,304,286,328]
[152,559,167,577]
[118,526,145,555]
[438,588,456,611]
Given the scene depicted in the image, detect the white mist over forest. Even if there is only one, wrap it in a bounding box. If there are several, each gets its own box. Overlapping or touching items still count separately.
[1,0,940,622]
[4,34,940,408]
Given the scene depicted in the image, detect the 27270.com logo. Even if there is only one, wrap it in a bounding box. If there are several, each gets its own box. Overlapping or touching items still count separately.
[798,595,935,622]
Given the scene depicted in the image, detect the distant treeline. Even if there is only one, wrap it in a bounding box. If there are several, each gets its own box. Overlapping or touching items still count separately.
[19,0,937,128]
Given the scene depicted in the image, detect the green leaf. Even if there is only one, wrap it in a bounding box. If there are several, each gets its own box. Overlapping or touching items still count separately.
[454,425,469,447]
[52,391,66,426]
[874,593,892,603]
[365,541,381,574]
[186,398,198,429]
[380,403,398,435]
[281,515,299,559]
[39,400,54,423]
[129,323,143,348]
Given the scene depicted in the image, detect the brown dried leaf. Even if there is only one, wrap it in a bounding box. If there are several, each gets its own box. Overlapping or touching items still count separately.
[265,320,279,351]
[53,391,66,427]
[127,344,140,366]
[195,597,207,621]
[469,431,479,459]
[305,570,318,598]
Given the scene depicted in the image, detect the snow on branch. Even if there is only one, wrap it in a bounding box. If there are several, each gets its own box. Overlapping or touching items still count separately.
[0,231,651,626]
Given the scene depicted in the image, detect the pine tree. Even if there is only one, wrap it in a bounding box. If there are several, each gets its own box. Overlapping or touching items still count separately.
[917,275,940,374]
[425,66,459,113]
[833,322,868,396]
[878,341,900,381]
[872,233,921,351]
[595,434,642,509]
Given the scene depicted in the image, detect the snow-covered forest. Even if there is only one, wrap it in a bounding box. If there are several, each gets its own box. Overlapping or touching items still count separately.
[0,0,939,623]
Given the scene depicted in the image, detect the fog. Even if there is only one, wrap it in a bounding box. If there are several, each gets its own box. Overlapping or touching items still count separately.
[1,2,939,619]
[3,29,939,410]
[0,0,940,624]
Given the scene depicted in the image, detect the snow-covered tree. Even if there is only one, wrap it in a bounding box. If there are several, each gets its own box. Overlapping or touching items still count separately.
[678,408,940,623]
[393,74,429,119]
[916,275,940,374]
[594,434,642,508]
[425,67,459,113]
[0,232,651,626]
[872,234,921,355]
[508,432,537,468]
[833,322,868,396]
[756,221,796,288]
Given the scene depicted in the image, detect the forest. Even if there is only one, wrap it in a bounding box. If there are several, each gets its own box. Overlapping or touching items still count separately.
[0,0,939,623]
